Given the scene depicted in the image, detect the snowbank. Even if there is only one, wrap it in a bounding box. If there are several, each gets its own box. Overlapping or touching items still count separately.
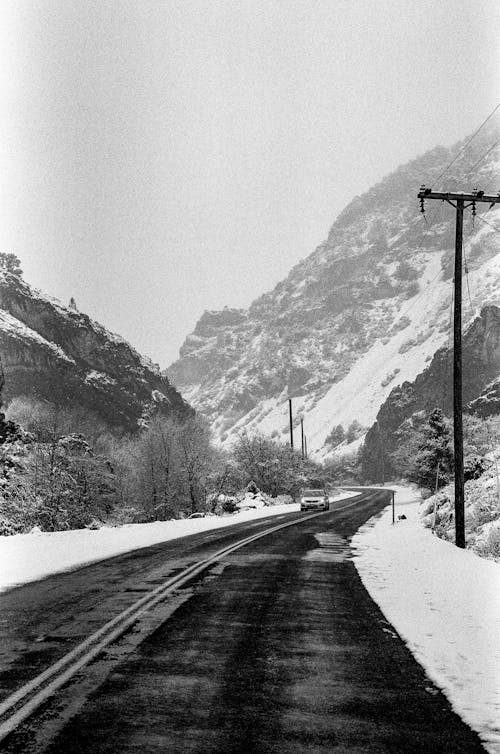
[352,485,500,753]
[0,491,359,593]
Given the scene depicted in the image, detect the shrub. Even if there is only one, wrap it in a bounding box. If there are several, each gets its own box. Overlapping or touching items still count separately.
[346,420,365,443]
[325,425,345,447]
[0,516,21,536]
[405,281,420,298]
[475,525,500,560]
[394,260,420,281]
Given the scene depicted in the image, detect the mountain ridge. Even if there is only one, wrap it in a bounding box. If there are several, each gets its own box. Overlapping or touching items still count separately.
[167,118,500,455]
[0,271,192,432]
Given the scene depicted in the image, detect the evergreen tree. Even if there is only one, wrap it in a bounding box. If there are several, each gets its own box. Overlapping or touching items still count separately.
[413,408,454,492]
[0,253,22,276]
[325,424,345,447]
[346,419,364,443]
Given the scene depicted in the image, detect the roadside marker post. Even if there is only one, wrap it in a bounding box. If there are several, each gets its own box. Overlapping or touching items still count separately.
[392,490,395,525]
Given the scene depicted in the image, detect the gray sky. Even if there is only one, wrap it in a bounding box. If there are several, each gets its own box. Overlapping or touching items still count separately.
[1,0,499,367]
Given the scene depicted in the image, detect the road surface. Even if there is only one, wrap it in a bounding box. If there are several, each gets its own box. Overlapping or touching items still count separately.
[0,489,485,752]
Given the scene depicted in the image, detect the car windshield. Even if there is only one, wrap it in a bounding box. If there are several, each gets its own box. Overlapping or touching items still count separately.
[301,489,325,496]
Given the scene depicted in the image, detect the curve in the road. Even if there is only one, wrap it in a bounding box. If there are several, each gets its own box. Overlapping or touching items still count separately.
[0,499,363,744]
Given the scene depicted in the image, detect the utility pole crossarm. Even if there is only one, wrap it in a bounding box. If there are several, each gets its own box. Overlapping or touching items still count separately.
[418,189,500,205]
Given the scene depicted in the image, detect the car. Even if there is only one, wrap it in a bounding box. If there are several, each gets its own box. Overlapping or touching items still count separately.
[187,512,207,519]
[299,488,330,512]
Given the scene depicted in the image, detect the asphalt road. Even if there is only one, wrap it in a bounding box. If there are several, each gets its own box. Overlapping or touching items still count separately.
[1,490,485,753]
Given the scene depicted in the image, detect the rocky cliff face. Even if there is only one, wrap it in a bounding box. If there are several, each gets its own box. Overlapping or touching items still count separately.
[468,377,500,418]
[0,272,192,432]
[167,117,500,455]
[361,305,500,480]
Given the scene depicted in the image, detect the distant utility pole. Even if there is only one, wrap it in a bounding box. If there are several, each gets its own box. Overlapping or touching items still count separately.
[301,418,305,459]
[418,187,500,549]
[304,435,308,460]
[288,398,293,450]
[376,421,385,485]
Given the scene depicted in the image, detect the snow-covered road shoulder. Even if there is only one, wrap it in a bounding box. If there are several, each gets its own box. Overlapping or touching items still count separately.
[351,486,500,754]
[0,491,359,594]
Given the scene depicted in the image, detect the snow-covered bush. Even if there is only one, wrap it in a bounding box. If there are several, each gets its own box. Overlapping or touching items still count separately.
[0,516,22,536]
[232,431,324,497]
[421,456,500,560]
[273,494,294,505]
[0,393,119,533]
[474,522,500,560]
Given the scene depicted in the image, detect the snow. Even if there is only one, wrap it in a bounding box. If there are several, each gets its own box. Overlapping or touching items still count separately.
[151,389,170,403]
[351,485,500,753]
[305,254,450,453]
[205,209,500,456]
[0,491,359,593]
[0,309,76,364]
[2,478,498,749]
[221,252,452,453]
[84,370,117,387]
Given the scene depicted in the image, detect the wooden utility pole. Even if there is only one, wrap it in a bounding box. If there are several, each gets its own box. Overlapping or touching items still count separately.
[288,398,293,450]
[376,421,385,484]
[304,435,308,459]
[301,418,305,459]
[418,188,500,548]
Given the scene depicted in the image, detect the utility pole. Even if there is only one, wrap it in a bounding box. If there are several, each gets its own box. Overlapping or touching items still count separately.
[304,435,308,460]
[301,418,305,459]
[418,188,500,548]
[376,421,385,485]
[288,398,293,450]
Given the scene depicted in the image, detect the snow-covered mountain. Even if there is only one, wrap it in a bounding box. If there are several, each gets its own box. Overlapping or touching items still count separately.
[0,272,192,431]
[361,304,500,480]
[167,118,500,457]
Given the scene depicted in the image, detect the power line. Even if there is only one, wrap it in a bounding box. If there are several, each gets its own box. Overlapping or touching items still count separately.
[388,202,449,324]
[454,139,500,185]
[395,264,445,323]
[462,239,474,316]
[465,208,500,236]
[429,102,500,189]
[440,287,454,411]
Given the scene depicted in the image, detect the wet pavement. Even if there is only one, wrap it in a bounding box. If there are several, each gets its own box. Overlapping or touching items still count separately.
[1,491,485,753]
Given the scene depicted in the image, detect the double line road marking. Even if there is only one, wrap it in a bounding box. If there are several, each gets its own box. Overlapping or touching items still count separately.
[0,496,363,742]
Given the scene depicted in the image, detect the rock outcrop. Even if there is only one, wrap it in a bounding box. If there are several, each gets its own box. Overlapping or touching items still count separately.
[361,305,500,480]
[467,376,500,418]
[0,272,192,432]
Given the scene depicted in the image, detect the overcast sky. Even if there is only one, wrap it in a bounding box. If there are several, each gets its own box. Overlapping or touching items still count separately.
[1,0,499,367]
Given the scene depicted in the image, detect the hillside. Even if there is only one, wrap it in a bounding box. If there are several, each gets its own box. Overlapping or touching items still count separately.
[361,304,500,480]
[0,272,192,432]
[167,117,500,456]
